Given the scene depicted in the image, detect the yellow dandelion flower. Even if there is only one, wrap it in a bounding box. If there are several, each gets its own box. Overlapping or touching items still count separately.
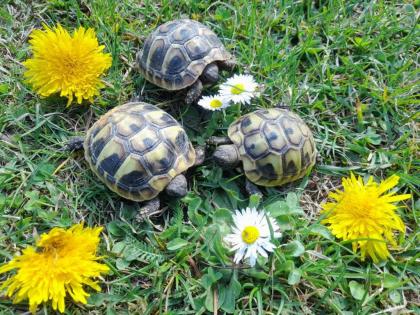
[23,24,112,106]
[321,173,411,263]
[0,224,109,314]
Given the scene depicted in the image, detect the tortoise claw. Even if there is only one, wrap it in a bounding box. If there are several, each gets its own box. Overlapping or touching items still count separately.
[136,197,161,221]
[63,136,85,152]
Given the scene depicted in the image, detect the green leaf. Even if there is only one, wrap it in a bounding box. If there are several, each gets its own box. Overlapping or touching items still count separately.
[216,285,226,310]
[115,258,130,270]
[265,201,288,217]
[221,274,241,313]
[284,240,305,257]
[349,281,366,301]
[383,273,402,289]
[248,194,261,209]
[106,221,126,237]
[213,208,233,224]
[185,194,205,226]
[219,180,241,201]
[389,290,402,303]
[286,193,298,208]
[245,269,269,280]
[111,241,126,254]
[201,267,223,289]
[166,238,189,251]
[0,83,8,94]
[308,224,333,240]
[122,244,143,261]
[204,288,214,312]
[287,268,301,285]
[186,196,202,212]
[276,215,294,230]
[265,194,303,217]
[30,162,56,183]
[275,259,295,273]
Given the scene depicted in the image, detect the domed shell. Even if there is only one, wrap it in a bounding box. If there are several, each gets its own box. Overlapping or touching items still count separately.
[228,108,316,187]
[84,102,196,201]
[138,19,232,90]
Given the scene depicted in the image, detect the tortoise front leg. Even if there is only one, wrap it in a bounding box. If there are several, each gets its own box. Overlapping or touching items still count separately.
[185,79,203,105]
[193,146,205,166]
[245,179,263,197]
[64,136,85,151]
[136,197,161,221]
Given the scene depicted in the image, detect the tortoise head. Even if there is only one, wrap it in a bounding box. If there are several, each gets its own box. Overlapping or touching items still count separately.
[213,144,240,169]
[165,174,188,197]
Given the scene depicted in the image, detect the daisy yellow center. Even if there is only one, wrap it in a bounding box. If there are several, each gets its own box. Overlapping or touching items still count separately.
[231,83,245,95]
[241,226,260,244]
[210,99,223,108]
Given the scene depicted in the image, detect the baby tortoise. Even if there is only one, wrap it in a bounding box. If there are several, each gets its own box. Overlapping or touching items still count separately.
[67,102,204,218]
[211,108,316,195]
[137,19,236,104]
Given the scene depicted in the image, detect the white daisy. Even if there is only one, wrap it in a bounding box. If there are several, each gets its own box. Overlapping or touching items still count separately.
[219,74,259,105]
[197,94,229,111]
[224,207,281,267]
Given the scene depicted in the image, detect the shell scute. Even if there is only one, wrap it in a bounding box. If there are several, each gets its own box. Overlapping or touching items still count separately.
[185,37,212,61]
[149,174,172,191]
[129,128,160,154]
[170,24,197,42]
[143,142,176,175]
[148,38,168,72]
[115,154,150,189]
[243,132,270,160]
[158,21,179,34]
[162,45,190,75]
[279,116,303,147]
[115,115,145,138]
[263,122,287,153]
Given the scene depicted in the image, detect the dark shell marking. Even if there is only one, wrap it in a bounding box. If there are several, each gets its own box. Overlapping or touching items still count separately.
[138,19,232,90]
[228,108,316,187]
[84,102,196,201]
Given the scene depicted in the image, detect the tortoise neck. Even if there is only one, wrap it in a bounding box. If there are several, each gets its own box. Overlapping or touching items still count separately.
[207,136,231,146]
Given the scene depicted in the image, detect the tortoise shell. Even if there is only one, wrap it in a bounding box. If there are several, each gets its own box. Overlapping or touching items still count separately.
[137,19,232,90]
[228,108,316,187]
[84,102,196,201]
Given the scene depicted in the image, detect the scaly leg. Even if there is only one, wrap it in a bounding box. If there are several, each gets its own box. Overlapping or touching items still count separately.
[136,197,161,221]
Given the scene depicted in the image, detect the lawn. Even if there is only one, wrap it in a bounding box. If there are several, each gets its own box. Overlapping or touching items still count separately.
[0,0,419,314]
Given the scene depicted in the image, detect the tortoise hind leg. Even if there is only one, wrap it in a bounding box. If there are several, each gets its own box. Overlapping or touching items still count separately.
[185,79,203,105]
[136,197,161,221]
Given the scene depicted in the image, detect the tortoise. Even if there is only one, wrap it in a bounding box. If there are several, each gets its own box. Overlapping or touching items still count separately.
[211,108,316,195]
[67,102,204,217]
[137,19,236,104]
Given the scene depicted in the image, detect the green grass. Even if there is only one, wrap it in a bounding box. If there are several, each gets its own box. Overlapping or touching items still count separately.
[0,0,419,314]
